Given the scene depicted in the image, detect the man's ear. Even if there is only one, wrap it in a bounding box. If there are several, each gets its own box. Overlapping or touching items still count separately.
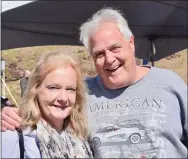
[129,36,135,52]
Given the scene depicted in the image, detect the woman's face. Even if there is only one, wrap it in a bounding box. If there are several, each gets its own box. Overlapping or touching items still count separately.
[37,66,77,130]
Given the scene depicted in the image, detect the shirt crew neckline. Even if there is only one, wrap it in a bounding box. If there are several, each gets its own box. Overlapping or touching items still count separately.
[96,66,155,96]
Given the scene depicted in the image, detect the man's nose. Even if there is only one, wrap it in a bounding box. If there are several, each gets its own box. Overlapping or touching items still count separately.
[105,50,115,64]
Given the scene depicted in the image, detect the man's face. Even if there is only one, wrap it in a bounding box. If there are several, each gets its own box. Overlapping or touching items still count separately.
[89,22,136,89]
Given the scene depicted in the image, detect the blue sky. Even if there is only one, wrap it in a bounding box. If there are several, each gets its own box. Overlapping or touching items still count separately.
[2,1,34,12]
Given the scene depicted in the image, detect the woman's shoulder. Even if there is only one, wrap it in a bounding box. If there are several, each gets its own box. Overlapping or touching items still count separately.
[2,130,20,158]
[2,129,41,158]
[22,128,41,158]
[2,130,19,145]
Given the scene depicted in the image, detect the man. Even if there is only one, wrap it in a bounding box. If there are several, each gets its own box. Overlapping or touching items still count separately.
[20,70,31,97]
[1,8,187,158]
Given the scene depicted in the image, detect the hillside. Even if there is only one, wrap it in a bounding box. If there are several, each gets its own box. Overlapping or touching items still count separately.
[1,46,187,106]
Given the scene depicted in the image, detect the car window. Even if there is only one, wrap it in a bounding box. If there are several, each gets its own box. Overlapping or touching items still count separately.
[105,126,113,132]
[96,127,105,133]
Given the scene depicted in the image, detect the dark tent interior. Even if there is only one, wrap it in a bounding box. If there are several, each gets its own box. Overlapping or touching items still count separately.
[2,1,188,62]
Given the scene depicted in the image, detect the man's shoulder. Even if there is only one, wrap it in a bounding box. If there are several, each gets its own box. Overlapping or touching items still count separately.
[149,67,186,87]
[152,66,174,74]
[85,76,98,86]
[153,67,183,79]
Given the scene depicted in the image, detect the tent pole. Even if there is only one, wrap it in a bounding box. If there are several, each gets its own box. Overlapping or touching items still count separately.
[150,36,156,67]
[0,76,19,108]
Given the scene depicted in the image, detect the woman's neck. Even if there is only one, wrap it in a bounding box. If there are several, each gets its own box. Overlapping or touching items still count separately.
[52,121,64,133]
[42,118,64,133]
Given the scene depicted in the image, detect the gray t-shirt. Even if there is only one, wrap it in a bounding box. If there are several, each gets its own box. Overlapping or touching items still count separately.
[85,67,187,158]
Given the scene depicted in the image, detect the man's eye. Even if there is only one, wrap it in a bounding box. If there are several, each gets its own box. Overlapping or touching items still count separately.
[95,52,104,58]
[111,46,120,52]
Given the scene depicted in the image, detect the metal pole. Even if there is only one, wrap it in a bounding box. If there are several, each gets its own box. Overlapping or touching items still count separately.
[1,60,6,96]
[151,39,156,66]
[149,36,156,67]
[1,76,19,107]
[2,70,6,96]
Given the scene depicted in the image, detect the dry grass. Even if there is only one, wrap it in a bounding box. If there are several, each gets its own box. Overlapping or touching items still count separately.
[155,49,187,84]
[1,46,187,106]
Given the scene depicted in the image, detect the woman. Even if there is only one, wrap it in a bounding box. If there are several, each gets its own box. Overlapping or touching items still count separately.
[2,51,93,158]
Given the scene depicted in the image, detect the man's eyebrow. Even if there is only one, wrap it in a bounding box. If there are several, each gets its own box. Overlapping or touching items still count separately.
[107,43,122,50]
[92,43,122,55]
[93,49,105,55]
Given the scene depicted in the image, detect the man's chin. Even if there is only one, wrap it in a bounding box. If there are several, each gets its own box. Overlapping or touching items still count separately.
[104,77,131,89]
[103,81,125,89]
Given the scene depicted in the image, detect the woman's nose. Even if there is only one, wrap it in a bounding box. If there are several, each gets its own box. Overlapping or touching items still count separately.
[57,89,68,103]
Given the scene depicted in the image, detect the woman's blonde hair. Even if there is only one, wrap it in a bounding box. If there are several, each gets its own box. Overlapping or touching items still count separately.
[20,51,88,139]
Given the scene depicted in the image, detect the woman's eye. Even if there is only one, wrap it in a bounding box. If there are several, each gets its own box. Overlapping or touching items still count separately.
[48,86,58,90]
[67,88,76,92]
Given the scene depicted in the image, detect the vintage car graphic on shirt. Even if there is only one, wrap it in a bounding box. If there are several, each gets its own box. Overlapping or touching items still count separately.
[91,119,147,148]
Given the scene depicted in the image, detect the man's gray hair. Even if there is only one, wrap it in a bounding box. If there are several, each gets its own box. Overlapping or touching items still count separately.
[79,7,133,53]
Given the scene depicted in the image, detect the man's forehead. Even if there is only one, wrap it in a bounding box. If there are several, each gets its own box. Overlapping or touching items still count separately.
[93,42,121,51]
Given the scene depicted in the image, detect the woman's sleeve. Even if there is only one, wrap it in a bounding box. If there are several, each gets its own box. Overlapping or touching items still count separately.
[2,130,20,158]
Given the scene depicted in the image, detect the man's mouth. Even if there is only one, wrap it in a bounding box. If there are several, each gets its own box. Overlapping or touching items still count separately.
[106,64,122,72]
